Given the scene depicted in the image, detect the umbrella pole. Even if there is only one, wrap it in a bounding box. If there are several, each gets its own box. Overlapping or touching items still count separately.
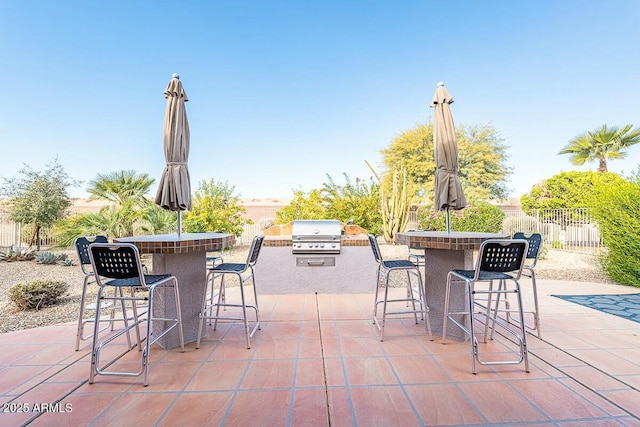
[178,211,182,237]
[445,207,451,233]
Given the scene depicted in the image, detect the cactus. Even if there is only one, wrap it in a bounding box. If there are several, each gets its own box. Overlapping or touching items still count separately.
[365,161,409,243]
[380,167,409,243]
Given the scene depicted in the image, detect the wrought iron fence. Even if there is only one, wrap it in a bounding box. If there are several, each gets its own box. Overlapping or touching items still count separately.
[408,207,602,255]
[1,209,603,254]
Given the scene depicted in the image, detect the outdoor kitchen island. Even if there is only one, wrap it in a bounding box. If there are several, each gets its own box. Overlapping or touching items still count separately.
[255,221,377,294]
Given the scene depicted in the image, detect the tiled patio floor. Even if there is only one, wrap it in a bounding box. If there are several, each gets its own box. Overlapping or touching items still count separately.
[1,279,640,426]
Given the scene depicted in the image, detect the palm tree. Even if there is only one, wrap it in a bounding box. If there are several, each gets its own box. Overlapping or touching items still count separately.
[559,124,640,172]
[54,170,171,246]
[87,170,154,207]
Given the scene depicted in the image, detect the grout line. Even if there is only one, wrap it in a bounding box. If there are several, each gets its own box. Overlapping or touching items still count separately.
[315,292,332,427]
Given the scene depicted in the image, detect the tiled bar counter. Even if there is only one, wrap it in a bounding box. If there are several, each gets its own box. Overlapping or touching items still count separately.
[115,232,235,348]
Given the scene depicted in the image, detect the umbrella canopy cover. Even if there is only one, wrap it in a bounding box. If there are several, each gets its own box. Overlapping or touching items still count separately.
[432,82,467,211]
[155,74,192,212]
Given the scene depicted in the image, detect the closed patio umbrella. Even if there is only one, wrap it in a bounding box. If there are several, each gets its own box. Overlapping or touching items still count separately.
[431,82,466,232]
[154,73,192,236]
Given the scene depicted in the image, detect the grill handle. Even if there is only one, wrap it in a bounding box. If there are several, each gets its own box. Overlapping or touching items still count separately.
[306,259,326,266]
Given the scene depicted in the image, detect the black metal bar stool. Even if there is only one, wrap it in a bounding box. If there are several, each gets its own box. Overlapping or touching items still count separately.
[442,239,529,374]
[369,234,432,342]
[88,242,184,386]
[74,235,123,351]
[197,235,264,349]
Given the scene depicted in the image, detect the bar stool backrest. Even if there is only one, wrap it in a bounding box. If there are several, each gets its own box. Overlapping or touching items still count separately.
[75,236,109,274]
[245,235,265,267]
[88,243,145,283]
[367,234,383,264]
[475,239,528,280]
[513,232,543,268]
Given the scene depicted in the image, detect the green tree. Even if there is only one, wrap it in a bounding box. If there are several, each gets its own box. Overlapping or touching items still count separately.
[55,204,143,247]
[323,174,382,236]
[559,124,640,172]
[417,200,505,233]
[182,179,251,237]
[1,158,78,249]
[275,189,326,223]
[520,171,627,213]
[380,123,511,204]
[590,179,640,287]
[55,170,170,245]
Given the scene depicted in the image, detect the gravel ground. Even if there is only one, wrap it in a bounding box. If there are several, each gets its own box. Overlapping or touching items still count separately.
[0,245,612,334]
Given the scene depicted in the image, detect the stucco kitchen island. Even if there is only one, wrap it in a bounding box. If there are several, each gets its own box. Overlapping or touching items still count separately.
[255,229,377,295]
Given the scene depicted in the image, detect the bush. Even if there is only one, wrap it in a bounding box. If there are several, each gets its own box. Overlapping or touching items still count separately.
[35,251,73,266]
[0,246,36,262]
[417,201,505,233]
[9,280,69,311]
[590,180,640,287]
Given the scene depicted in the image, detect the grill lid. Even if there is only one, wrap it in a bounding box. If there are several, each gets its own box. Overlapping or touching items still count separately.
[292,220,341,254]
[292,220,341,239]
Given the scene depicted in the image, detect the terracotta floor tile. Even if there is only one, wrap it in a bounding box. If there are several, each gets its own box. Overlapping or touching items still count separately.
[387,355,449,384]
[561,365,631,391]
[348,386,420,426]
[240,359,295,389]
[379,335,432,356]
[323,358,346,386]
[130,361,200,392]
[298,338,323,358]
[185,360,249,391]
[28,392,120,426]
[207,340,255,361]
[511,378,610,419]
[405,383,485,425]
[342,357,397,386]
[259,321,304,340]
[571,349,640,376]
[157,391,233,426]
[333,320,377,338]
[291,388,329,426]
[224,390,290,425]
[90,392,177,426]
[326,388,354,427]
[338,336,385,357]
[458,381,548,423]
[295,358,325,387]
[252,338,299,359]
[557,378,630,417]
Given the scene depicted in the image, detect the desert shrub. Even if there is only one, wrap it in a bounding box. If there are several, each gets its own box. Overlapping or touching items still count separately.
[8,280,70,311]
[590,180,640,287]
[35,251,73,266]
[417,201,505,233]
[0,246,36,262]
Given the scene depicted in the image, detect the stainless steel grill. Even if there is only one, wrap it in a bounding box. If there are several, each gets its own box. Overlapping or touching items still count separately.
[291,220,341,254]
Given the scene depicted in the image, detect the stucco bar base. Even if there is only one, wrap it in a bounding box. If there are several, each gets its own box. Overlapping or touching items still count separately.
[255,246,377,294]
[151,252,206,349]
[424,248,474,341]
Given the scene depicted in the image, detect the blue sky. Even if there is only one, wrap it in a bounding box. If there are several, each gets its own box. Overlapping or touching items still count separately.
[1,1,639,201]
